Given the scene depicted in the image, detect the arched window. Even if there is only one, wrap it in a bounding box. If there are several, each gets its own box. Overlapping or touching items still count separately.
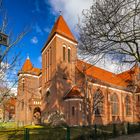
[110,93,119,115]
[68,48,71,63]
[63,46,66,61]
[21,99,24,110]
[93,89,104,115]
[125,95,131,116]
[22,78,25,92]
[46,90,50,104]
[72,106,75,116]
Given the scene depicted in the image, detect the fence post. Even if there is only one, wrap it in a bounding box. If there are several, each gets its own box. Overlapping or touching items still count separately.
[138,122,140,132]
[94,124,97,139]
[24,128,29,140]
[113,123,117,137]
[66,126,70,140]
[127,122,130,134]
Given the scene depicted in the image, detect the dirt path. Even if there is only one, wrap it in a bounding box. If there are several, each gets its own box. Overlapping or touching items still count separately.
[109,133,140,140]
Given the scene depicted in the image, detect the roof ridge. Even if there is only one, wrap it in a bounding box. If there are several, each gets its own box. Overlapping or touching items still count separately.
[63,85,75,99]
[77,59,115,75]
[117,63,137,76]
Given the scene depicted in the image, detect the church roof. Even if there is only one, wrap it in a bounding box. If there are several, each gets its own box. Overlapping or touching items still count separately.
[117,64,139,81]
[19,57,41,76]
[42,15,77,52]
[76,59,128,88]
[63,86,83,100]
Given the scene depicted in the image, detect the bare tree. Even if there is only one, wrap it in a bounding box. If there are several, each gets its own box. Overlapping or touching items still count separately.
[0,0,27,104]
[78,0,140,64]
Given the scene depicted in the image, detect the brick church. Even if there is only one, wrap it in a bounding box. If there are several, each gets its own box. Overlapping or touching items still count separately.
[16,15,140,126]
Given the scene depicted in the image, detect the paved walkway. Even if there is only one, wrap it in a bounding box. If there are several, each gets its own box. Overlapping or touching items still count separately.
[109,133,140,140]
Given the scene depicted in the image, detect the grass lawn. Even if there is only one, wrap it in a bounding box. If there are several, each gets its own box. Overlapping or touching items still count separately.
[0,123,68,140]
[0,123,127,140]
[0,122,17,129]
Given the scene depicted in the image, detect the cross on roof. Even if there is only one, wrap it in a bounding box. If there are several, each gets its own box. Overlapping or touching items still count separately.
[59,10,62,15]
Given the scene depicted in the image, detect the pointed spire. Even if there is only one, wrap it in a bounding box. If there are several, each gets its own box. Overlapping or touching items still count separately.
[27,53,30,59]
[48,15,77,43]
[42,15,78,52]
[21,57,33,72]
[59,10,62,15]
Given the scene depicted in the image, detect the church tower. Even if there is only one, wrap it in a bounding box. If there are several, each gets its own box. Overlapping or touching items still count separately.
[41,15,78,121]
[16,57,42,126]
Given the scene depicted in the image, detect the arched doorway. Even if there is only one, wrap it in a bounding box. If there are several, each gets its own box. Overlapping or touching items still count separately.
[33,107,41,125]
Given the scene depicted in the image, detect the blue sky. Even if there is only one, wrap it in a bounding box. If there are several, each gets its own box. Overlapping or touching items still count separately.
[2,0,130,74]
[3,0,57,68]
[2,0,93,69]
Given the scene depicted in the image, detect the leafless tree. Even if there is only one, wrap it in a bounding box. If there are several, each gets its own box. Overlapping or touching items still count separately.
[0,0,27,104]
[78,0,140,64]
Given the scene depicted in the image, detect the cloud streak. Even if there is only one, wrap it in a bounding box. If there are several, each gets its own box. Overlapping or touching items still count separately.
[33,23,43,35]
[31,36,38,44]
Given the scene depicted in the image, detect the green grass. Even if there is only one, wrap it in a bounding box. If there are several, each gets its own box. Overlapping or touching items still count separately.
[24,124,45,129]
[0,124,112,140]
[0,122,17,129]
[0,123,139,140]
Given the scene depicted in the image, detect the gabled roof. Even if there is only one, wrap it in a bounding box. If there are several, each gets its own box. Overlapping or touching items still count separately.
[63,86,83,100]
[19,57,41,76]
[76,59,127,88]
[42,15,77,52]
[117,64,139,82]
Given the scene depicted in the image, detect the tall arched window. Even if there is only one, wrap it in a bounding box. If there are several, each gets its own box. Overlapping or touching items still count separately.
[93,89,104,115]
[63,46,66,61]
[110,93,119,115]
[125,95,131,116]
[68,48,71,63]
[72,106,75,116]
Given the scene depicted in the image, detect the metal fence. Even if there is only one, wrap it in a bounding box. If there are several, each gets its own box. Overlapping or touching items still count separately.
[0,129,24,140]
[0,123,140,140]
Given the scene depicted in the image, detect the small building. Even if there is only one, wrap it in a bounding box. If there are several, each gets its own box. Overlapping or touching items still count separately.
[0,97,16,122]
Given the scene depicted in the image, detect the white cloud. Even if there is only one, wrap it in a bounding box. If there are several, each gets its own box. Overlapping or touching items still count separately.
[95,56,132,74]
[31,36,38,44]
[47,0,132,73]
[33,23,43,35]
[47,0,93,30]
[10,87,17,95]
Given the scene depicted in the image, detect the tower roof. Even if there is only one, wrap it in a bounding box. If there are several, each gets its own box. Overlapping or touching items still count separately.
[20,57,41,76]
[22,57,33,71]
[42,15,77,52]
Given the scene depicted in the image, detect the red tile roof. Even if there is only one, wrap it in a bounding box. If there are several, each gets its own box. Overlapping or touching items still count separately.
[42,15,77,52]
[22,58,33,71]
[117,64,139,82]
[19,57,41,76]
[64,86,83,99]
[7,97,16,106]
[76,59,129,88]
